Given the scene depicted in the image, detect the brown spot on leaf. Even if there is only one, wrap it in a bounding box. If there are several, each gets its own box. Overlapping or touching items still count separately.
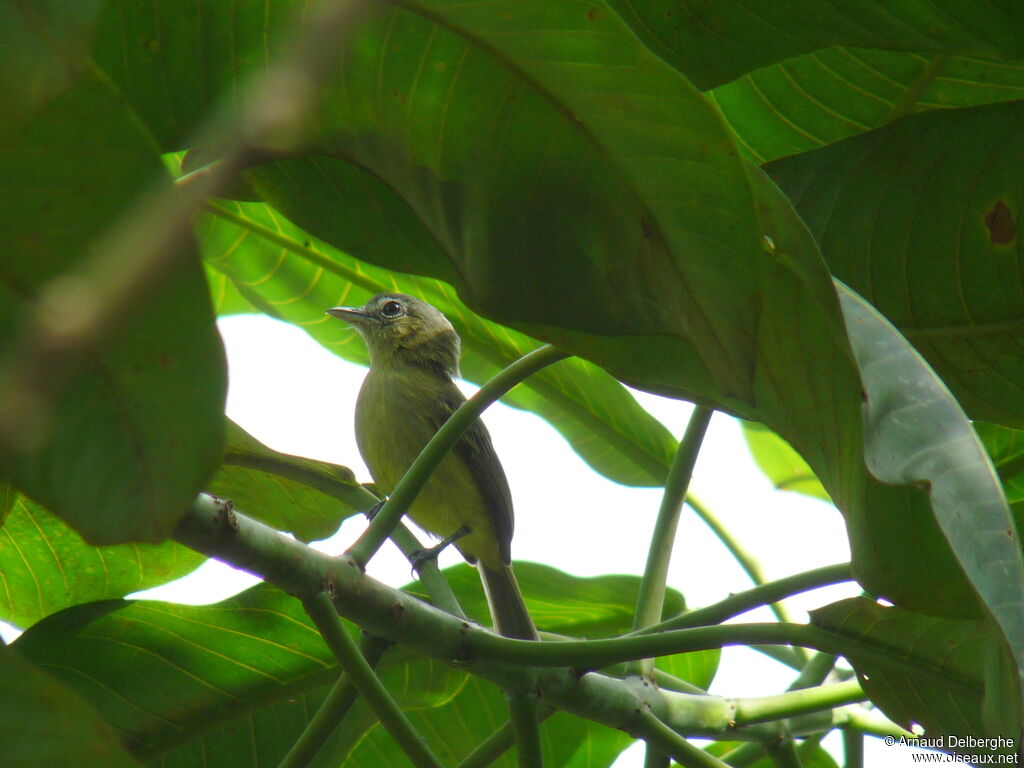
[984,200,1017,245]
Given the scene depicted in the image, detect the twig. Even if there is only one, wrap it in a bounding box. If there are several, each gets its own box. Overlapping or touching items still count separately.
[301,590,442,768]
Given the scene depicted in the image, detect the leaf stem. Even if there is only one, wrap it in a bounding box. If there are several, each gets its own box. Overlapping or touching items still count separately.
[301,591,442,768]
[631,406,714,677]
[275,635,389,768]
[347,345,569,567]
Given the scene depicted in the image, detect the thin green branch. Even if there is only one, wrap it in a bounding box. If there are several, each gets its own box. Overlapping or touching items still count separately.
[506,690,543,767]
[843,729,864,768]
[301,591,442,768]
[631,406,714,678]
[347,344,569,567]
[763,737,803,768]
[638,563,853,633]
[275,635,389,768]
[789,652,837,690]
[635,710,729,768]
[733,680,865,725]
[644,747,671,768]
[685,495,802,637]
[455,707,555,768]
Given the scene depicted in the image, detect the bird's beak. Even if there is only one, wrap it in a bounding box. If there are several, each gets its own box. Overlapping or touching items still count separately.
[326,306,370,325]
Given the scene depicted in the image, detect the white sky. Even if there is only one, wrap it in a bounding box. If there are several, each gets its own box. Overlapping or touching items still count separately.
[6,313,929,765]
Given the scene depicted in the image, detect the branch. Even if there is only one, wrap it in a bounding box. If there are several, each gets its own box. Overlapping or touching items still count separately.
[631,406,714,677]
[276,635,388,768]
[644,563,853,633]
[174,495,917,741]
[347,344,569,567]
[301,591,442,768]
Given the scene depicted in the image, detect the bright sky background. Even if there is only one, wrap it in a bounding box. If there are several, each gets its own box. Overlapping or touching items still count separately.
[7,313,928,765]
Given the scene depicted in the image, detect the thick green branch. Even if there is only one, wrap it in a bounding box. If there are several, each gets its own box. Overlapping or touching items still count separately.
[173,496,912,742]
[347,344,569,566]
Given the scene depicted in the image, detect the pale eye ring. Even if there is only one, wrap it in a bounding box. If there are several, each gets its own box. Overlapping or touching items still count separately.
[380,300,404,318]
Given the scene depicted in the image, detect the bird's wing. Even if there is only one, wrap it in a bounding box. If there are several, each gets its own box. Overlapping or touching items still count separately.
[431,388,515,564]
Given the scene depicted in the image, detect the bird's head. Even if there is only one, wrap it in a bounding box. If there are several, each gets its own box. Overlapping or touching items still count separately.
[327,293,461,376]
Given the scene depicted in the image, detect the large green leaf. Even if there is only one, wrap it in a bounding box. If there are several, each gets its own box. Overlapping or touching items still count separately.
[0,493,204,629]
[812,597,1019,751]
[14,565,705,766]
[837,285,1024,696]
[344,685,633,768]
[206,420,367,542]
[710,48,1024,164]
[768,100,1024,429]
[197,198,677,487]
[608,0,1024,89]
[0,646,139,767]
[0,52,226,544]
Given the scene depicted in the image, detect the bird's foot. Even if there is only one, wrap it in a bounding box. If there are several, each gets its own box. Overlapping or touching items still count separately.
[364,500,386,520]
[410,526,471,573]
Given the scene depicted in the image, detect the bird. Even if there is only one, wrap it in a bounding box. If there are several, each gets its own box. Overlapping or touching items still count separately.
[327,293,537,640]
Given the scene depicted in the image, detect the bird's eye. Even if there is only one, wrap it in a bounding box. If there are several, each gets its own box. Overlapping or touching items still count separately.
[380,300,404,318]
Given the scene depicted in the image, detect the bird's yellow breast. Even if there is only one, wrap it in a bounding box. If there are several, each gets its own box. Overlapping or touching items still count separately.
[354,366,502,566]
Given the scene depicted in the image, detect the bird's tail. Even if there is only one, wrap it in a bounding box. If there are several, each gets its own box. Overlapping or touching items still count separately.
[479,562,537,640]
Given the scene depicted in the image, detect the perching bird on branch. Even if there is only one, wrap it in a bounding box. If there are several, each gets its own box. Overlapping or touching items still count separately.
[328,293,536,640]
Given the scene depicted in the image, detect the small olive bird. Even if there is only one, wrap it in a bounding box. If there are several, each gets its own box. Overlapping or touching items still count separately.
[327,293,537,640]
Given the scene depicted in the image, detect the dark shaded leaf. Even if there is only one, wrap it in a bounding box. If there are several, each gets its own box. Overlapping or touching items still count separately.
[609,0,1024,89]
[768,100,1024,429]
[0,646,139,767]
[0,66,226,544]
[812,597,1018,750]
[2,0,103,122]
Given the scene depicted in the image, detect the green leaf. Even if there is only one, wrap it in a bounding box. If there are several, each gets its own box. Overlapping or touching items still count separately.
[198,198,677,487]
[2,0,103,123]
[0,65,227,544]
[768,100,1024,429]
[837,284,1024,691]
[609,0,1024,89]
[0,493,204,629]
[710,49,1024,164]
[740,422,831,502]
[0,645,139,767]
[206,420,368,542]
[12,566,714,765]
[342,686,632,768]
[812,597,1019,750]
